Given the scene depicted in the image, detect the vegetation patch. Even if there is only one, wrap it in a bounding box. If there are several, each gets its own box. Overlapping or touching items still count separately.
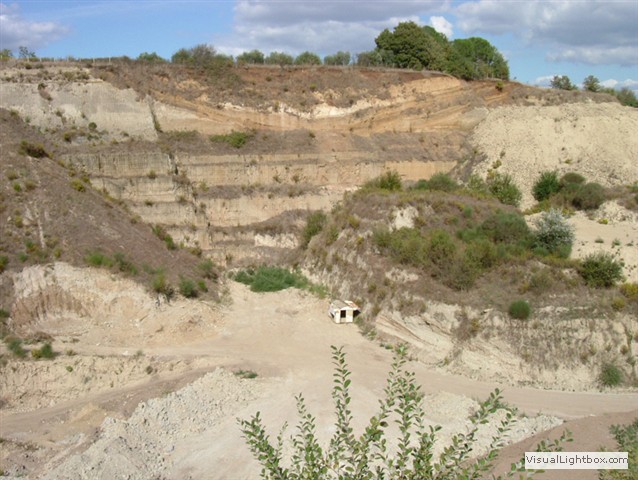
[239,346,569,479]
[302,211,327,248]
[234,266,311,292]
[210,130,254,149]
[599,363,623,387]
[18,140,50,158]
[508,300,531,320]
[578,252,624,288]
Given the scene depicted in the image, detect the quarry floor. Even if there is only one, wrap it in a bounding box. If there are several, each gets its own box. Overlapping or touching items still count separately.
[1,282,636,479]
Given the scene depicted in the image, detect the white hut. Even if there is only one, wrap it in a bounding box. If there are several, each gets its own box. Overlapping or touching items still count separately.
[328,300,360,324]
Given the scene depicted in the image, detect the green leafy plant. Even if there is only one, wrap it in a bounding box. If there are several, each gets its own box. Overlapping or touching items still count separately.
[179,277,198,298]
[198,258,218,280]
[579,252,624,288]
[239,346,569,479]
[31,342,56,359]
[533,208,574,257]
[302,211,327,248]
[487,173,522,207]
[570,182,606,210]
[412,173,459,192]
[364,171,402,191]
[508,300,531,320]
[599,363,623,387]
[5,336,27,358]
[599,418,638,480]
[0,255,8,273]
[234,266,310,293]
[210,130,254,148]
[532,171,560,202]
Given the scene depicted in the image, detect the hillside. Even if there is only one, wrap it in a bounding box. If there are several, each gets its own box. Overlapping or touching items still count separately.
[0,61,637,479]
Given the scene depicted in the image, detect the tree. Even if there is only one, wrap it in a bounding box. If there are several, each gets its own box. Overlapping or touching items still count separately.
[550,75,576,90]
[374,21,449,71]
[237,49,265,65]
[239,346,571,479]
[355,50,384,67]
[18,46,36,60]
[582,75,601,92]
[450,37,509,80]
[265,51,294,66]
[0,49,13,61]
[137,52,166,63]
[616,87,638,107]
[324,51,351,66]
[294,51,322,65]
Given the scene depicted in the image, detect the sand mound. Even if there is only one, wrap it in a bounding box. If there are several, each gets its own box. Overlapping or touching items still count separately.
[471,102,638,208]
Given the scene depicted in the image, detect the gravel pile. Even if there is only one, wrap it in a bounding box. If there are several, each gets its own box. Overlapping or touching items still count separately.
[42,368,263,480]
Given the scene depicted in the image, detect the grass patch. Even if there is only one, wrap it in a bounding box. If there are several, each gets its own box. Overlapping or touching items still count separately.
[31,343,56,360]
[302,211,327,248]
[152,225,177,250]
[599,363,623,387]
[179,277,198,298]
[234,266,315,293]
[578,252,624,288]
[5,336,27,358]
[235,369,258,379]
[210,130,254,148]
[508,300,531,320]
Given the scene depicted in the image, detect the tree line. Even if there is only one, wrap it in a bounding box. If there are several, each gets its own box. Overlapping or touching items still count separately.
[551,74,637,107]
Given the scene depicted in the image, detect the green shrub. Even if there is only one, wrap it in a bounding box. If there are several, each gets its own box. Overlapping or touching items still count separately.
[480,211,531,244]
[198,258,218,280]
[413,173,458,192]
[533,208,574,257]
[0,255,8,273]
[152,272,174,298]
[364,171,402,191]
[239,346,569,480]
[31,342,55,359]
[620,282,638,301]
[152,225,177,250]
[113,252,137,275]
[487,172,522,207]
[197,279,208,292]
[302,211,327,248]
[374,227,428,267]
[70,178,86,192]
[579,252,624,287]
[427,229,457,267]
[508,300,531,319]
[599,363,623,387]
[18,141,50,158]
[571,182,606,210]
[210,130,253,148]
[559,172,585,187]
[464,237,499,269]
[5,336,27,358]
[601,418,638,480]
[85,250,113,268]
[234,266,309,292]
[532,171,560,201]
[179,277,198,298]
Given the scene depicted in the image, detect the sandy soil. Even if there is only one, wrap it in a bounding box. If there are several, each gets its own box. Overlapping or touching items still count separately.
[2,280,636,479]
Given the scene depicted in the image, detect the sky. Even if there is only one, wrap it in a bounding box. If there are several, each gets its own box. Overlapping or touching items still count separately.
[1,0,637,92]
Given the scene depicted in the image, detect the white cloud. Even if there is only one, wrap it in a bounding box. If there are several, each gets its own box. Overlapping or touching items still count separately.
[455,0,638,66]
[430,16,453,38]
[216,1,448,56]
[0,2,69,52]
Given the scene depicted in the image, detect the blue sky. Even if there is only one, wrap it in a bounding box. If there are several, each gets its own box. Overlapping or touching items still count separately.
[1,1,637,91]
